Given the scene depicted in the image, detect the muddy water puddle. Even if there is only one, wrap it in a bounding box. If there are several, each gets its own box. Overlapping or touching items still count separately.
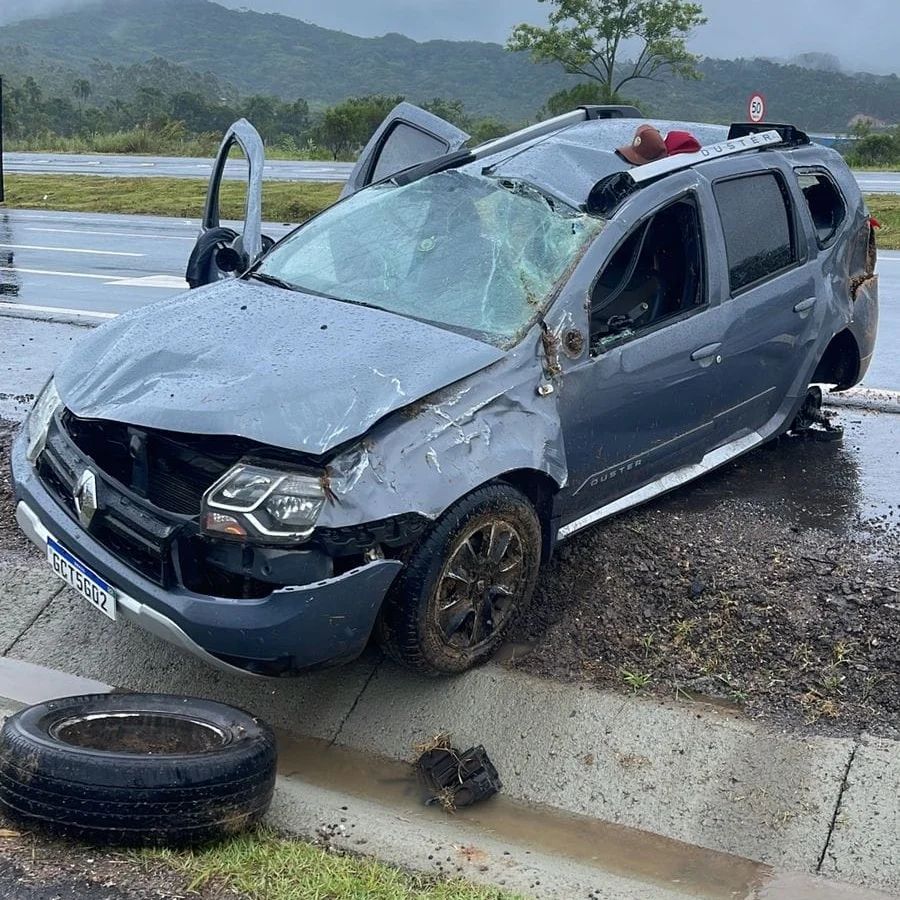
[278,731,768,898]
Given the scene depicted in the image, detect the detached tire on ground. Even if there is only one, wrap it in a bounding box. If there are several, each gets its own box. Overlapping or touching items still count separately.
[378,483,542,675]
[0,694,276,846]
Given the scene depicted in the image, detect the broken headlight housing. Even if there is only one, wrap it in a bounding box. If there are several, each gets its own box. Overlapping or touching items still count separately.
[26,378,62,465]
[201,463,326,543]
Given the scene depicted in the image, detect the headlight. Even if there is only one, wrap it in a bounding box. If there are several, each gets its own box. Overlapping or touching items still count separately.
[201,463,326,543]
[26,379,62,465]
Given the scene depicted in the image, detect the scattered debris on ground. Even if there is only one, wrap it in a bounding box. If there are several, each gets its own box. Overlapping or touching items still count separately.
[416,735,502,811]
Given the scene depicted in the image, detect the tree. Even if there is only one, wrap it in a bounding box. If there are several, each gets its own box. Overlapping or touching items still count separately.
[72,78,92,108]
[508,0,707,103]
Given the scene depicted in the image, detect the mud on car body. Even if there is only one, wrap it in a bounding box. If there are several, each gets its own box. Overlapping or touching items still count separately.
[13,106,879,676]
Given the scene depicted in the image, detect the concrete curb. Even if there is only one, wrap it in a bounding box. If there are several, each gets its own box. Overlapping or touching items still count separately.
[824,387,900,415]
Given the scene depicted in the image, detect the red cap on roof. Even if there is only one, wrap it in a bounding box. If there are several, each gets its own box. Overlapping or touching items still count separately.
[664,131,702,156]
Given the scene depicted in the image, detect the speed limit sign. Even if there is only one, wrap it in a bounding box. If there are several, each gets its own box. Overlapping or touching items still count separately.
[748,93,766,123]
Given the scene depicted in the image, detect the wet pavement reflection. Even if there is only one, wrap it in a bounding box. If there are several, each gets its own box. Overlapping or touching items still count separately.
[658,409,900,538]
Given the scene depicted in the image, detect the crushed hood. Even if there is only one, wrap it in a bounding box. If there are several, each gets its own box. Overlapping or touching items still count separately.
[56,279,505,456]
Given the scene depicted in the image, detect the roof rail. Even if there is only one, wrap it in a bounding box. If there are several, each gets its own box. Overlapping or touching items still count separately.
[587,129,783,216]
[728,122,810,146]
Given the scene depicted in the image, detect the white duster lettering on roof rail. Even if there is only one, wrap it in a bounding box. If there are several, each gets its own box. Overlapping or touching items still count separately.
[628,130,783,184]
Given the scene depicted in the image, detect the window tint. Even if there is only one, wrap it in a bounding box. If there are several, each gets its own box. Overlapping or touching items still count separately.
[714,173,796,293]
[797,172,846,246]
[371,123,449,183]
[590,196,705,353]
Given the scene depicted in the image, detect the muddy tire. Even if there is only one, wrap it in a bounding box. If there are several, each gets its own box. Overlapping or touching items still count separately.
[378,484,542,675]
[0,694,276,847]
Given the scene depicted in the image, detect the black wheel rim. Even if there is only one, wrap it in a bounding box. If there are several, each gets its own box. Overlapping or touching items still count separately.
[433,519,527,651]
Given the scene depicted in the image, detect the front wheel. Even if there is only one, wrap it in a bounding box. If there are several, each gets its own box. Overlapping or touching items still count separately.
[378,484,542,675]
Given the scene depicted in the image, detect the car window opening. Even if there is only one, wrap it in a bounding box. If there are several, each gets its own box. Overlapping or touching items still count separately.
[589,196,705,354]
[797,172,846,247]
[255,170,603,346]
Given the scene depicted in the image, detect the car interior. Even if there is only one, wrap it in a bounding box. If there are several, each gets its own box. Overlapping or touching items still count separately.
[590,196,705,351]
[798,173,846,246]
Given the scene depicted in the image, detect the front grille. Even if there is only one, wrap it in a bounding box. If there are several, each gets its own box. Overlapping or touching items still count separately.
[38,422,176,586]
[61,412,257,516]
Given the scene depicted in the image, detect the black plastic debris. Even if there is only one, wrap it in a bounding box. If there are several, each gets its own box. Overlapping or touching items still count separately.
[788,386,844,443]
[417,744,502,810]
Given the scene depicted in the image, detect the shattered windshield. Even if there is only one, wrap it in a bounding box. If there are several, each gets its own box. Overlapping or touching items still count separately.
[256,170,603,344]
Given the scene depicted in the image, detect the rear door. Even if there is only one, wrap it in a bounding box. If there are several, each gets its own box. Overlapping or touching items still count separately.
[706,165,819,438]
[185,118,265,288]
[340,102,469,199]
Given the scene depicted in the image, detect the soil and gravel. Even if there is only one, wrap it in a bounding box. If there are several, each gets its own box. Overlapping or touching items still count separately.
[510,420,900,738]
[3,413,899,738]
[0,812,236,900]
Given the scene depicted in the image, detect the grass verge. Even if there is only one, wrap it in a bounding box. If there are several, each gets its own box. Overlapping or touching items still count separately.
[0,175,897,249]
[147,827,519,900]
[0,174,342,223]
[870,194,899,249]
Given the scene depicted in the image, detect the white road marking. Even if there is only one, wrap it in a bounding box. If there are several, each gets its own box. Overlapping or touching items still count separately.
[8,267,110,280]
[0,302,117,319]
[27,227,194,241]
[0,243,143,257]
[110,274,188,288]
[3,267,185,288]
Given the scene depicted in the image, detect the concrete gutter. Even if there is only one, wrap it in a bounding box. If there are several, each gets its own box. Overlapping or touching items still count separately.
[0,660,895,900]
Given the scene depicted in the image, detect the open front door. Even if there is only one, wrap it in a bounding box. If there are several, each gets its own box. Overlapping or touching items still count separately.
[185,118,265,289]
[340,102,470,199]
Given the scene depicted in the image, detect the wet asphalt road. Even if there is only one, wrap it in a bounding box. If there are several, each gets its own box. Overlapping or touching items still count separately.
[4,152,898,193]
[4,151,354,182]
[0,207,897,389]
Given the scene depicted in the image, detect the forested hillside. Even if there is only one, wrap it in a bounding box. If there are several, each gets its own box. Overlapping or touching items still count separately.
[1,0,898,132]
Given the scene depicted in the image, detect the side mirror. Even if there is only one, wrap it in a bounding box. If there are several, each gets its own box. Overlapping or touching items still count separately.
[215,245,245,274]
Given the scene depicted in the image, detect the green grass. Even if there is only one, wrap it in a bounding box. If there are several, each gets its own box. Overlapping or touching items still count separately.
[145,828,520,900]
[869,195,900,250]
[1,174,897,249]
[1,174,342,223]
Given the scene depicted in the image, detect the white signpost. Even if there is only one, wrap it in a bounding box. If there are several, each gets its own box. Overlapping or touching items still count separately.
[747,92,767,123]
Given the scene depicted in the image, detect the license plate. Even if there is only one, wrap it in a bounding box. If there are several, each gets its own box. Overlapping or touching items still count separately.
[47,536,117,621]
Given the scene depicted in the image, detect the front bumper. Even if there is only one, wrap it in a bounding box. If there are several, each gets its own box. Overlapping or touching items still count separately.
[12,431,402,676]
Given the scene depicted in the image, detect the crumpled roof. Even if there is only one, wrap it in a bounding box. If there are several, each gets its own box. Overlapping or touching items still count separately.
[469,119,731,210]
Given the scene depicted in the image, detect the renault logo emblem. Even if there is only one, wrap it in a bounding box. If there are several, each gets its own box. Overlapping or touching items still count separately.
[74,469,98,528]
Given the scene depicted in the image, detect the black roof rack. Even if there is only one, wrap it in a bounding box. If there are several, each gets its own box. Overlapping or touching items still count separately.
[728,123,810,147]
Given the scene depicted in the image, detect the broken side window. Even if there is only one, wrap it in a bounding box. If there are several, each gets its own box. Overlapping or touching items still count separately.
[795,170,846,247]
[589,195,706,354]
[713,172,798,294]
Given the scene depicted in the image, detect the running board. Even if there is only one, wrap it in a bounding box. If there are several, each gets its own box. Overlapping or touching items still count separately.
[557,431,763,540]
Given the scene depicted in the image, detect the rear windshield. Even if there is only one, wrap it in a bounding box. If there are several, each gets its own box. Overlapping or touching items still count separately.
[256,170,602,345]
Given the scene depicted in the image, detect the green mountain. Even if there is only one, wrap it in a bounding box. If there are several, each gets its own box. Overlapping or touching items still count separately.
[1,0,898,130]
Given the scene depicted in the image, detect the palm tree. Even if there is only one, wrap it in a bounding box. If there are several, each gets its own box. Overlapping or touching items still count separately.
[72,78,92,108]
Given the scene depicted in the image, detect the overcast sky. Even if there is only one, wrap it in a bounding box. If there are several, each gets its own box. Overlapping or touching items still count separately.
[4,0,898,75]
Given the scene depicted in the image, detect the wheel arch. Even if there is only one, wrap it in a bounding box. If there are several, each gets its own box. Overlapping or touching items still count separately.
[812,328,861,391]
[496,468,560,563]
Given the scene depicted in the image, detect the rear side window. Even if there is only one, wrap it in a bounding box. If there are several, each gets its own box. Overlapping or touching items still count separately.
[796,171,846,246]
[714,172,797,294]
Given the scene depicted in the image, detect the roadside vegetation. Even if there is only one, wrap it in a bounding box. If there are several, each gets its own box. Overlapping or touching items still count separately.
[148,827,519,900]
[1,175,895,250]
[0,811,516,900]
[0,174,342,223]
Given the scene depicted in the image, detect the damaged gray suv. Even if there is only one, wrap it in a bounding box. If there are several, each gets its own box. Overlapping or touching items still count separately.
[13,104,879,676]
